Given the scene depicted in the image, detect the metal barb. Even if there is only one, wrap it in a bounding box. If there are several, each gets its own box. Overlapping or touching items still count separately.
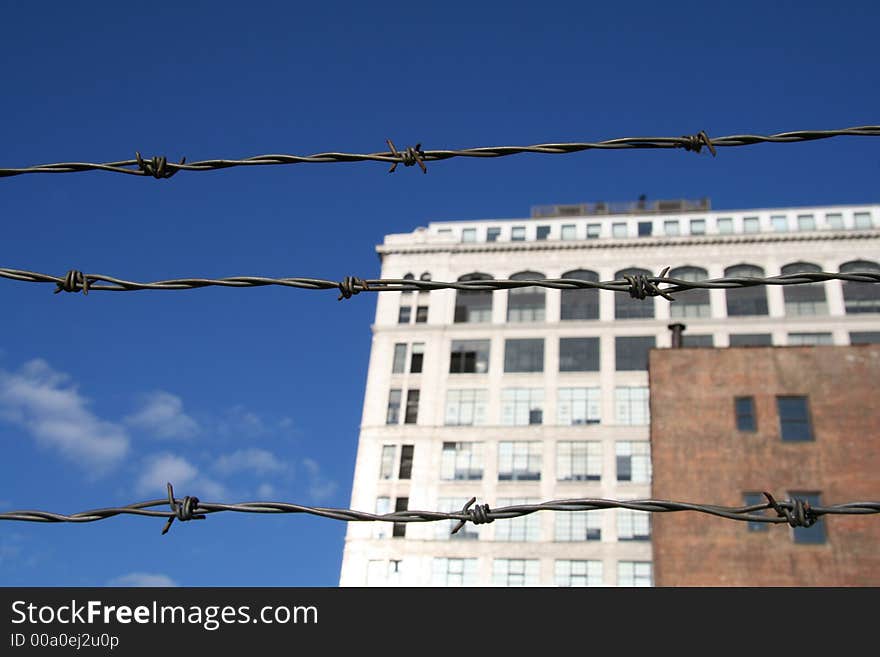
[625,266,674,301]
[53,269,89,295]
[679,130,717,157]
[135,152,185,179]
[451,497,493,535]
[386,139,427,174]
[763,491,817,528]
[161,482,205,535]
[337,276,369,301]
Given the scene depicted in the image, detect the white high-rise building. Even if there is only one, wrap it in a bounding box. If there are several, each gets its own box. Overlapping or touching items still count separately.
[339,199,880,587]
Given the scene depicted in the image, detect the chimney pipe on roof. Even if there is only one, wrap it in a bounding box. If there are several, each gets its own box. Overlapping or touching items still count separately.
[668,323,686,348]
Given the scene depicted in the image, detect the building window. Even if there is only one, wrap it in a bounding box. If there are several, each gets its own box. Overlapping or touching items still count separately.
[507,271,546,322]
[461,228,477,243]
[536,225,551,240]
[725,264,769,316]
[788,333,833,345]
[432,558,478,586]
[782,262,827,315]
[743,216,760,233]
[797,214,816,231]
[392,497,408,538]
[404,389,419,424]
[612,223,628,238]
[379,445,396,479]
[494,501,541,542]
[487,227,501,242]
[504,338,544,372]
[555,560,603,587]
[771,215,788,232]
[559,337,600,371]
[386,389,402,424]
[615,336,656,371]
[450,340,490,374]
[690,218,706,235]
[637,221,652,237]
[501,389,544,426]
[850,331,880,344]
[555,511,602,541]
[664,220,680,236]
[586,223,601,239]
[398,445,414,479]
[392,343,407,374]
[825,213,844,229]
[616,441,651,482]
[729,333,773,346]
[618,561,652,587]
[840,260,880,313]
[777,396,813,442]
[854,212,873,229]
[444,389,488,426]
[409,343,424,373]
[617,509,651,540]
[398,306,411,324]
[717,217,733,234]
[561,224,577,240]
[669,266,710,318]
[789,492,826,544]
[735,396,756,431]
[560,269,600,320]
[557,389,601,426]
[615,268,655,319]
[511,226,526,241]
[440,442,483,480]
[743,492,769,532]
[492,559,539,586]
[454,273,493,323]
[682,334,714,347]
[498,441,542,480]
[615,387,650,425]
[556,441,601,480]
[415,305,428,323]
[400,272,415,296]
[374,496,391,538]
[435,499,481,541]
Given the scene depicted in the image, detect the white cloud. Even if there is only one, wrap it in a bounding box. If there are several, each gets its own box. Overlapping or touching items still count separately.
[0,359,129,471]
[256,483,276,498]
[136,453,226,499]
[107,572,178,587]
[302,458,337,502]
[213,448,286,476]
[125,391,199,440]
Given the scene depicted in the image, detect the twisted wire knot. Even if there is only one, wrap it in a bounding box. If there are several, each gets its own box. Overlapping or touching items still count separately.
[763,492,817,528]
[337,276,369,301]
[386,139,427,174]
[678,130,717,157]
[624,266,673,301]
[451,497,494,535]
[135,152,186,179]
[54,269,89,295]
[161,482,206,535]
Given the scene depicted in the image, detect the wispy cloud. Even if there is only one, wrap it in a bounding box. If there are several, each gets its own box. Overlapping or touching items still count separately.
[302,458,337,502]
[125,391,199,440]
[213,448,287,476]
[214,405,296,440]
[107,572,178,587]
[136,453,226,499]
[256,483,276,499]
[0,359,129,471]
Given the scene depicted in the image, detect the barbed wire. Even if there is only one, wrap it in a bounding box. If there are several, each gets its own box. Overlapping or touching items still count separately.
[1,126,878,180]
[1,485,876,535]
[1,267,878,301]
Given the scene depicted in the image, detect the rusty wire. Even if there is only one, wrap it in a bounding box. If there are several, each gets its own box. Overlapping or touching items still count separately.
[1,126,878,179]
[1,485,876,535]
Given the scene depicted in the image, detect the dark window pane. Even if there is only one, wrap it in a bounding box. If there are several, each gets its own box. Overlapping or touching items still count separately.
[735,396,756,431]
[615,268,655,319]
[561,270,600,320]
[454,273,493,323]
[851,332,880,344]
[393,497,409,537]
[415,306,428,323]
[781,262,827,315]
[729,334,773,347]
[725,265,769,316]
[790,492,826,544]
[398,306,411,323]
[841,260,880,314]
[504,339,544,372]
[450,340,490,373]
[404,389,420,424]
[487,227,501,242]
[616,456,631,481]
[386,389,401,424]
[398,445,414,479]
[615,336,656,371]
[559,337,600,372]
[536,225,550,240]
[682,334,714,347]
[529,409,543,425]
[743,492,769,532]
[508,271,546,322]
[410,344,424,373]
[778,396,812,441]
[638,221,652,236]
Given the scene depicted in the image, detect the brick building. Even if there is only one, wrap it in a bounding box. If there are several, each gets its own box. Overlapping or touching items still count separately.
[649,344,880,586]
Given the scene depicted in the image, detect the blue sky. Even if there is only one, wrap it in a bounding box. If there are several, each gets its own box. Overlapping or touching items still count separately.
[0,1,877,586]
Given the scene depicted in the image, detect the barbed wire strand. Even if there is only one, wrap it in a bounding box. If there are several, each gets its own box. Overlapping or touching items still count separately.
[2,267,879,300]
[1,485,877,534]
[1,126,878,179]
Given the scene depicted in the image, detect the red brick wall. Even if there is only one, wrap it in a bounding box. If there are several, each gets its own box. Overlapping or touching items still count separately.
[649,345,880,586]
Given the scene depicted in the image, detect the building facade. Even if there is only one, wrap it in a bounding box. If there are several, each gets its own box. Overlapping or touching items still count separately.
[339,200,880,586]
[649,345,880,586]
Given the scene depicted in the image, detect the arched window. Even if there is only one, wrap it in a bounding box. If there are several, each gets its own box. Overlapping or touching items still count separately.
[420,272,432,281]
[560,269,599,320]
[401,272,415,296]
[669,266,710,318]
[841,260,880,314]
[507,271,545,322]
[615,268,654,319]
[454,273,493,323]
[781,262,827,315]
[725,264,768,316]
